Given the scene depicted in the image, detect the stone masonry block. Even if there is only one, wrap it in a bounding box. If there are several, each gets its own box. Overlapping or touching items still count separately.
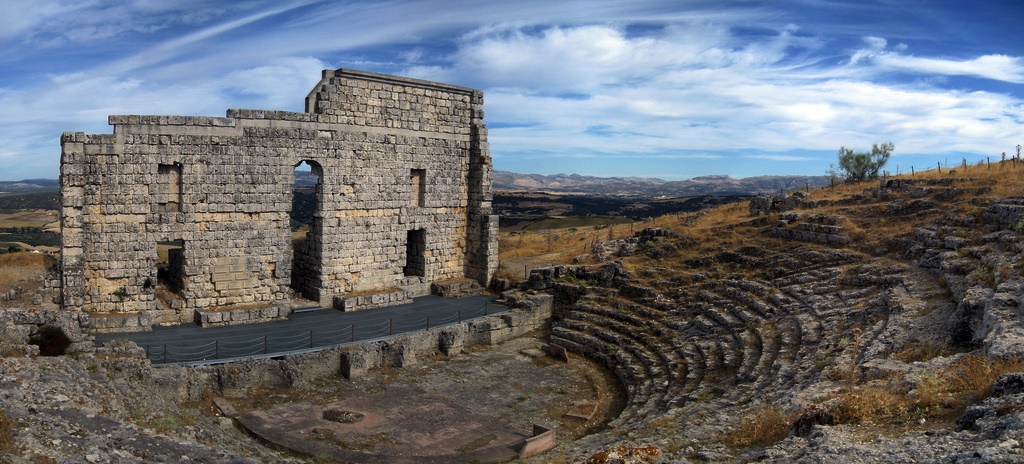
[61,68,496,332]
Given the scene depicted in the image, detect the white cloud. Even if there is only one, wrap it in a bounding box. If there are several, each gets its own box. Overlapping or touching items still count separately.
[863,36,887,49]
[0,54,332,180]
[0,0,80,43]
[848,36,1024,84]
[447,23,1024,167]
[219,57,327,110]
[875,54,1024,84]
[0,0,238,46]
[744,154,814,162]
[1,1,1023,180]
[97,1,317,76]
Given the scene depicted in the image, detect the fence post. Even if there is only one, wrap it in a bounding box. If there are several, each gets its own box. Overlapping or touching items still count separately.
[911,166,914,176]
[938,162,942,173]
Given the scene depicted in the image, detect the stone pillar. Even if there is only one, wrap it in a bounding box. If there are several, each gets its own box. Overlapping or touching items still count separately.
[59,132,86,309]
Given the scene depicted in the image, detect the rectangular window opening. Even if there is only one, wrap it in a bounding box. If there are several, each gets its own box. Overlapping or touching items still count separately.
[156,164,183,212]
[411,169,426,207]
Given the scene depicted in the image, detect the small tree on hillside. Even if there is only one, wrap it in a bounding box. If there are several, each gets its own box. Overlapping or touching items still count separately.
[829,142,894,182]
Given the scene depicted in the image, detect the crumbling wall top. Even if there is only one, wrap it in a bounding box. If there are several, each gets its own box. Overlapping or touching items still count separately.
[325,68,480,96]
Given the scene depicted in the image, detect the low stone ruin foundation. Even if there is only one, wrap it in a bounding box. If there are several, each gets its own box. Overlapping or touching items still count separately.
[59,69,498,331]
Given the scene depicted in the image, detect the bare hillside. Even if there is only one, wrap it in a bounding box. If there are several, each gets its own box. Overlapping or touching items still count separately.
[504,162,1024,462]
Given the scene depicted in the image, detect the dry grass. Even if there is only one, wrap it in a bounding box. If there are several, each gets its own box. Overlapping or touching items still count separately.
[0,252,54,295]
[0,409,14,454]
[724,405,792,447]
[832,386,911,424]
[498,219,666,276]
[893,340,953,363]
[0,210,58,228]
[494,156,1024,285]
[915,355,1024,412]
[832,355,1024,426]
[0,252,54,269]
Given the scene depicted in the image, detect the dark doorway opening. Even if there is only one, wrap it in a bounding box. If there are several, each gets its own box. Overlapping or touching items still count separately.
[156,240,184,294]
[405,229,426,277]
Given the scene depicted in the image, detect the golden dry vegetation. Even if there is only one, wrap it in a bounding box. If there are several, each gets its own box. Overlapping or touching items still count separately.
[0,209,58,229]
[504,160,1024,281]
[0,252,56,302]
[500,159,1024,445]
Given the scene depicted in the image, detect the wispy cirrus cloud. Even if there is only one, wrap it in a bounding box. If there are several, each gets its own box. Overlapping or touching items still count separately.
[405,22,1022,177]
[0,0,235,46]
[0,1,1022,181]
[875,54,1024,84]
[850,36,1024,84]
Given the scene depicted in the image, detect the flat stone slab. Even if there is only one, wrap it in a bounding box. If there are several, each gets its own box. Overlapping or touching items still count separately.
[564,401,598,421]
[232,336,618,463]
[238,387,522,463]
[519,348,546,358]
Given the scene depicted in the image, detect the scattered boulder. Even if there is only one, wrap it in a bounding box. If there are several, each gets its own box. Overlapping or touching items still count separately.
[749,191,809,216]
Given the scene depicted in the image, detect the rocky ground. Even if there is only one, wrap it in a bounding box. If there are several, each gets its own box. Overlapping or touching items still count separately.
[4,166,1024,463]
[0,341,303,463]
[523,171,1024,462]
[1,309,619,463]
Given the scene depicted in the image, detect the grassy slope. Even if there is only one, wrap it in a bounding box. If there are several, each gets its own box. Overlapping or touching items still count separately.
[502,161,1024,459]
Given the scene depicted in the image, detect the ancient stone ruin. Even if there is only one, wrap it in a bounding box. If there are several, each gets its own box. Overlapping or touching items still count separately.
[59,69,498,331]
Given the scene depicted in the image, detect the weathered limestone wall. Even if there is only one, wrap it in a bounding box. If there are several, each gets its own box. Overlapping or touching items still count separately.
[60,69,498,330]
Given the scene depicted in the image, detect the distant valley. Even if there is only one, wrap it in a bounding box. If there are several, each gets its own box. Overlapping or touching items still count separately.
[0,173,825,233]
[493,171,831,197]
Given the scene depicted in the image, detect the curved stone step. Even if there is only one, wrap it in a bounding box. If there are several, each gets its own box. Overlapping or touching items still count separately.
[551,326,651,404]
[750,325,782,382]
[735,327,763,383]
[564,307,678,390]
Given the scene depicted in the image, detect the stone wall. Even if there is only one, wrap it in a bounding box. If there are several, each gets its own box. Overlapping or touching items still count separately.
[147,293,553,401]
[60,69,498,330]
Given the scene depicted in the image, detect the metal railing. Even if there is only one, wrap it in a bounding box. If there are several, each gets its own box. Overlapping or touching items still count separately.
[141,301,505,366]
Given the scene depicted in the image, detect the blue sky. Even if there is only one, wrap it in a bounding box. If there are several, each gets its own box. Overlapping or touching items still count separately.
[1,0,1023,181]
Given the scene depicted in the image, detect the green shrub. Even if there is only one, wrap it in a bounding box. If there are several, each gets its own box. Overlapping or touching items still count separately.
[29,325,71,356]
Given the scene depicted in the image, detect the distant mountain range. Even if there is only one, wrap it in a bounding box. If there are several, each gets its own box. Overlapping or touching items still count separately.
[493,171,831,197]
[0,179,60,195]
[1,172,830,200]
